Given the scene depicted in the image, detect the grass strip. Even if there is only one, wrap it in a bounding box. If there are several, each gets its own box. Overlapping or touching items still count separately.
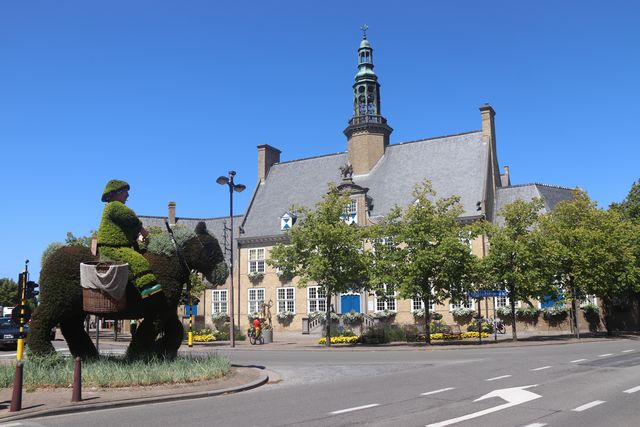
[0,353,231,390]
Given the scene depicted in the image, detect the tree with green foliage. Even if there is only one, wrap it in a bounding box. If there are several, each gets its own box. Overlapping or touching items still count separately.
[0,278,20,307]
[610,179,640,222]
[268,184,370,346]
[540,190,640,334]
[65,231,96,247]
[481,198,550,341]
[369,182,479,344]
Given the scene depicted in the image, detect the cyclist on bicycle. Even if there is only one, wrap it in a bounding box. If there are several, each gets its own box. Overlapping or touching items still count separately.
[253,317,262,338]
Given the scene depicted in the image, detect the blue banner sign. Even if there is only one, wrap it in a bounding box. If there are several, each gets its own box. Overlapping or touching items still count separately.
[468,290,507,298]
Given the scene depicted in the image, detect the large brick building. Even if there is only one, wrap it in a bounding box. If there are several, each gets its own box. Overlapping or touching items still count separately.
[143,31,581,335]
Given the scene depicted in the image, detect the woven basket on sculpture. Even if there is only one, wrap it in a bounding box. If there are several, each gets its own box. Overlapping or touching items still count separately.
[82,288,126,313]
[80,262,128,313]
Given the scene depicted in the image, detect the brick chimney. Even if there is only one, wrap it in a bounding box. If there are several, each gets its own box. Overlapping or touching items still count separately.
[257,144,281,184]
[168,201,176,225]
[500,166,511,187]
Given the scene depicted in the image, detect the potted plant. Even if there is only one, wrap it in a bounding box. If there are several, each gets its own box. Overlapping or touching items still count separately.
[342,310,363,325]
[248,271,264,283]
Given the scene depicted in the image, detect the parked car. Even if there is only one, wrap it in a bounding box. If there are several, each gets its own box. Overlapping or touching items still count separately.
[0,317,24,349]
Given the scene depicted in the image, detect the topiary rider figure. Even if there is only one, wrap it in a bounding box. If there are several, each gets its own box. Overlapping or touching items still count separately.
[97,179,162,300]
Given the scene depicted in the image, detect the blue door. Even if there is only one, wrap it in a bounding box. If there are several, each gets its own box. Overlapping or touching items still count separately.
[341,294,360,313]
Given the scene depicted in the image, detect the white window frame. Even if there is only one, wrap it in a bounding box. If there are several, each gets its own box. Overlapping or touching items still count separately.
[495,295,521,309]
[211,289,228,314]
[375,284,397,311]
[277,287,296,314]
[412,297,434,312]
[248,288,265,315]
[307,286,327,313]
[449,298,475,311]
[248,248,265,274]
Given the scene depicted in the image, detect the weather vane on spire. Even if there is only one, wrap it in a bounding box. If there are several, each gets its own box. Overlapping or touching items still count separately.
[360,24,368,39]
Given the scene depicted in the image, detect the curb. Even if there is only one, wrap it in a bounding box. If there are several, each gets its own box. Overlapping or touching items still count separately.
[0,368,269,423]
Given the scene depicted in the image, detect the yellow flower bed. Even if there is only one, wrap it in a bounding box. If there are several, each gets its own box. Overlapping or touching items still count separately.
[192,334,216,342]
[419,332,489,341]
[318,336,360,345]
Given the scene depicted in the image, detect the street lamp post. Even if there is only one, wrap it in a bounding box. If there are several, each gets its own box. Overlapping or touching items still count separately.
[216,171,246,348]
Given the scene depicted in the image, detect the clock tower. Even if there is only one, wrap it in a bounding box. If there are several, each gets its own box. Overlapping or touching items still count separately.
[344,25,393,175]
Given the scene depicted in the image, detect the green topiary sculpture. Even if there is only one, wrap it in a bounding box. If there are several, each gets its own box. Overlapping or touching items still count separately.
[28,222,227,360]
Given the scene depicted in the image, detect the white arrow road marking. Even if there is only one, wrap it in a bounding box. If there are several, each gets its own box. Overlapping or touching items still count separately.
[421,387,455,396]
[330,403,379,415]
[623,385,640,394]
[426,385,541,427]
[573,400,605,411]
[531,366,551,371]
[570,359,587,363]
[486,374,511,381]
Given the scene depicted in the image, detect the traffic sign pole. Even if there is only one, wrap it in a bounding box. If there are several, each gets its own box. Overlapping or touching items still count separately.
[16,260,29,362]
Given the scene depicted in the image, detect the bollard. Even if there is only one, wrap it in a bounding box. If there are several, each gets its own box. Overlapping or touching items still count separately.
[71,357,82,402]
[10,362,23,412]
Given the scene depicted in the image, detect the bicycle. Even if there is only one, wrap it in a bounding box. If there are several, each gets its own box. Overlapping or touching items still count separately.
[489,317,506,334]
[247,327,264,345]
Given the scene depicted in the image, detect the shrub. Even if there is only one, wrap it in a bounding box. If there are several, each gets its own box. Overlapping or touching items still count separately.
[452,307,477,319]
[516,306,539,321]
[581,303,599,317]
[276,311,295,321]
[467,320,494,333]
[542,306,568,321]
[412,309,443,320]
[248,271,264,282]
[496,306,512,317]
[360,327,389,344]
[211,312,230,323]
[372,309,397,320]
[342,310,363,324]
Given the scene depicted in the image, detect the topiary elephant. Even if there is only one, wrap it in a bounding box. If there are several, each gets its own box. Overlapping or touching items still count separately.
[28,222,227,360]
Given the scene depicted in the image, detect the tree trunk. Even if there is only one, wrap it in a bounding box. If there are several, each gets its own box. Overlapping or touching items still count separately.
[510,285,518,342]
[424,296,431,345]
[325,293,331,347]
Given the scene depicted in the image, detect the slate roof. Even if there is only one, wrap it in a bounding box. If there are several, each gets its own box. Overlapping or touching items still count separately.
[240,130,489,240]
[494,184,575,226]
[140,215,242,263]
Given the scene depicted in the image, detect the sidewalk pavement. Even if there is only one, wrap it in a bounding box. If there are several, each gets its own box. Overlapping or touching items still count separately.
[1,329,636,422]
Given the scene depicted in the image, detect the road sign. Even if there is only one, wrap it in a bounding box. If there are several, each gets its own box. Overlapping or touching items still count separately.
[468,290,507,298]
[427,385,542,427]
[11,305,32,324]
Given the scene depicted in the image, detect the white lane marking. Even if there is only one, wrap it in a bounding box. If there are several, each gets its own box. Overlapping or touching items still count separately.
[623,385,640,394]
[598,353,613,357]
[330,403,379,415]
[523,423,547,427]
[531,366,551,371]
[0,353,17,358]
[426,385,541,427]
[0,423,24,427]
[572,400,606,412]
[570,358,587,363]
[421,387,455,396]
[485,375,511,381]
[622,349,634,353]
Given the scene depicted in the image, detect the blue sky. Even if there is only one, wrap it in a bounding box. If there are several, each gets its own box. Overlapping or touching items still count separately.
[1,1,639,281]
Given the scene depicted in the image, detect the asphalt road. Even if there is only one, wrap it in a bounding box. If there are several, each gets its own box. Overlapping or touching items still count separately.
[7,338,640,427]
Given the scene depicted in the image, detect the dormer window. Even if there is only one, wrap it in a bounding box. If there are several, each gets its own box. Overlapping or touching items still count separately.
[342,199,357,225]
[281,212,296,231]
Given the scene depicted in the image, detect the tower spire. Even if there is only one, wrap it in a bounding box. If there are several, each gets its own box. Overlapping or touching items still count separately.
[344,27,393,175]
